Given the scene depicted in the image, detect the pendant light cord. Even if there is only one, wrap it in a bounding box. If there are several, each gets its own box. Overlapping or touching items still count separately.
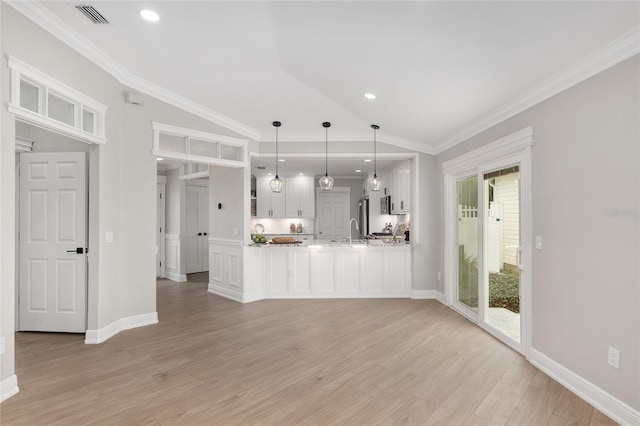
[325,127,328,175]
[374,127,377,176]
[275,125,279,176]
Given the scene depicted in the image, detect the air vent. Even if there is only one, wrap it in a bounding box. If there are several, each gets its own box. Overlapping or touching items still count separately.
[256,166,267,170]
[75,5,109,24]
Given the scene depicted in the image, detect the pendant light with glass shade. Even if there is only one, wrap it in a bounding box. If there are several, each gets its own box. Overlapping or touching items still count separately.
[319,121,335,191]
[269,121,284,193]
[368,124,382,191]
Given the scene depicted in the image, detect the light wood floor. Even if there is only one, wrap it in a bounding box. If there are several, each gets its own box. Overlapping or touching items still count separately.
[1,273,616,425]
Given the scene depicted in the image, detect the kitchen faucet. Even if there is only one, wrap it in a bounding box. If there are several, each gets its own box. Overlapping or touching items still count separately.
[348,218,359,245]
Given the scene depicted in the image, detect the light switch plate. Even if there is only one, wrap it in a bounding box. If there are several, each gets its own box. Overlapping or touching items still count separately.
[535,236,542,249]
[106,231,114,244]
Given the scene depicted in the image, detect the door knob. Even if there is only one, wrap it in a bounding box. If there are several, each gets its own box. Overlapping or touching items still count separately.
[66,248,84,254]
[198,233,202,236]
[204,232,208,236]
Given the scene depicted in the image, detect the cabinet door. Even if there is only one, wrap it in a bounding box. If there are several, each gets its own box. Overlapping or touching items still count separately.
[270,184,287,217]
[256,178,271,217]
[298,178,315,218]
[399,161,411,212]
[285,178,301,217]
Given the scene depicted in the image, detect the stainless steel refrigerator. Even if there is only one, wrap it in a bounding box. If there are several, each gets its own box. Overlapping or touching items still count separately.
[358,198,369,239]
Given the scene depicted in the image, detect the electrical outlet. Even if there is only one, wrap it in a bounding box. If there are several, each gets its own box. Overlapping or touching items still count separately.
[106,231,114,244]
[437,272,441,281]
[608,346,620,370]
[233,227,239,237]
[535,236,542,249]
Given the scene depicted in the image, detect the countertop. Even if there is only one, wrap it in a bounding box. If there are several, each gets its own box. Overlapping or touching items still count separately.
[249,239,413,248]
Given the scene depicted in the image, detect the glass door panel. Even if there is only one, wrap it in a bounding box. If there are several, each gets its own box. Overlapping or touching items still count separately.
[456,175,479,312]
[483,166,521,343]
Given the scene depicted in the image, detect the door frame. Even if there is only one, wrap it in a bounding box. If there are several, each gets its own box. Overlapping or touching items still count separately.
[443,127,534,358]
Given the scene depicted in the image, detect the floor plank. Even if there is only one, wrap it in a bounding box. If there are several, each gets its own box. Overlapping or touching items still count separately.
[0,274,617,425]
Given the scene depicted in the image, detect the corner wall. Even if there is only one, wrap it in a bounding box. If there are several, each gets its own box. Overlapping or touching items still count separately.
[436,55,640,412]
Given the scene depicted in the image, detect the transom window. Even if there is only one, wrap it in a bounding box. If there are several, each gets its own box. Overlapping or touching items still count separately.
[8,56,107,145]
[152,122,248,168]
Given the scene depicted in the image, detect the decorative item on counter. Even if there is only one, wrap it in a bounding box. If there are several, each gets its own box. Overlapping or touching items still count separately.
[290,223,296,233]
[254,223,265,234]
[296,222,303,233]
[384,223,393,233]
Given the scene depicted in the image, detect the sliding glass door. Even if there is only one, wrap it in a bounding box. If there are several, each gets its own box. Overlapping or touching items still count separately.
[451,162,525,353]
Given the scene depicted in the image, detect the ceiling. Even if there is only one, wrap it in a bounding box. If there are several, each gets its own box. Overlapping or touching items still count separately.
[14,1,640,154]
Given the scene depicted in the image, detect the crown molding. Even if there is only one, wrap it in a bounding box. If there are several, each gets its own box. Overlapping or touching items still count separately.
[260,131,435,155]
[434,25,640,154]
[6,0,262,141]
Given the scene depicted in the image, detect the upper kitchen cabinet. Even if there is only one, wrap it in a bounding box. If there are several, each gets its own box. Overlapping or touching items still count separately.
[285,177,315,218]
[257,177,286,217]
[391,160,411,214]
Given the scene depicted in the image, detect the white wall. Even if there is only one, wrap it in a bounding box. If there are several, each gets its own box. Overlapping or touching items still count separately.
[437,55,640,410]
[210,166,245,240]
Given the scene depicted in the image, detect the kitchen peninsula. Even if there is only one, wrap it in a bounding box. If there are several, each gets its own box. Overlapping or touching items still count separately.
[208,239,412,302]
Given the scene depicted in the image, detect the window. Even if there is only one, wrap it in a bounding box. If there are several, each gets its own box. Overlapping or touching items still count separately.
[152,122,248,168]
[8,56,107,144]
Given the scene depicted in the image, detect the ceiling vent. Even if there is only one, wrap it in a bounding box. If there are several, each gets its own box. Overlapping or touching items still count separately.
[75,5,109,24]
[256,166,267,170]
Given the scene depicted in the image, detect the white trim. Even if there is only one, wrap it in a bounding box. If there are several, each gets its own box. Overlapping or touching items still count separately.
[10,106,107,145]
[211,238,244,248]
[165,271,187,283]
[0,375,19,403]
[15,136,34,153]
[5,1,261,141]
[84,312,158,344]
[410,290,439,299]
[530,349,640,426]
[434,26,640,153]
[442,126,534,174]
[152,122,249,147]
[7,56,108,144]
[207,283,244,302]
[179,170,209,180]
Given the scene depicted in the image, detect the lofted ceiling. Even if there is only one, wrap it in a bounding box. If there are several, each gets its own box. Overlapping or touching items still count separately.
[11,1,640,154]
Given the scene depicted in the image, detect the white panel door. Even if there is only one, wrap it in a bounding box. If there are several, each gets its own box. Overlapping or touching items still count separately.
[316,191,350,240]
[185,186,200,273]
[19,152,87,333]
[185,186,209,274]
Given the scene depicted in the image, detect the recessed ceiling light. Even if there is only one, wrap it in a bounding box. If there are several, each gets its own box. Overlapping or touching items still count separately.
[267,173,273,176]
[355,169,362,173]
[364,159,372,163]
[299,173,304,176]
[364,93,376,100]
[156,157,164,161]
[278,159,286,162]
[140,9,159,22]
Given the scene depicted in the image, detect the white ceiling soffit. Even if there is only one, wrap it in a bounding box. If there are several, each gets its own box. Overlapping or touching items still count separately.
[7,1,640,155]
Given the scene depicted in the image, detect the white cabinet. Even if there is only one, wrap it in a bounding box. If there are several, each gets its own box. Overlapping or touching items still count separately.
[391,160,411,214]
[285,177,315,218]
[257,177,286,217]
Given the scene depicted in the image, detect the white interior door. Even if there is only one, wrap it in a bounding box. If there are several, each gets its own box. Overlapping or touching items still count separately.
[185,185,209,273]
[19,152,87,333]
[317,190,350,240]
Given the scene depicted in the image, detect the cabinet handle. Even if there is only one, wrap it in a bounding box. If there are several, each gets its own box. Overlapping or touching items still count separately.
[401,201,404,210]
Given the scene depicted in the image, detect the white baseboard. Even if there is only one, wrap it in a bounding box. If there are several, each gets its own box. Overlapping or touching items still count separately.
[265,293,411,299]
[530,349,640,426]
[85,312,158,344]
[208,283,244,302]
[0,375,19,403]
[411,290,446,304]
[165,271,187,282]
